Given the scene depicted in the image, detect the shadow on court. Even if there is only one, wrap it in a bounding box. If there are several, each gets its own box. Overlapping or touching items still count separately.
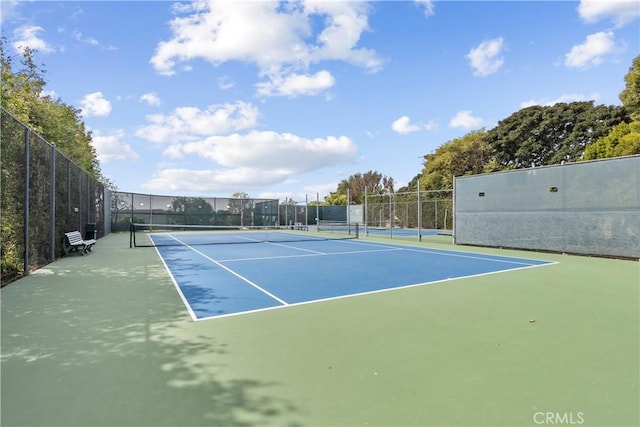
[2,232,638,427]
[1,233,302,427]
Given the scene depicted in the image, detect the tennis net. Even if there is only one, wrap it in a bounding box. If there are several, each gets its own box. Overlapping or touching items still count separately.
[130,223,359,248]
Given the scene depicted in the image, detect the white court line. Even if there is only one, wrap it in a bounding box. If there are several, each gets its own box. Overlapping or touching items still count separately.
[165,234,289,306]
[150,234,199,321]
[153,232,556,322]
[193,261,556,321]
[214,237,543,266]
[219,247,403,262]
[336,239,547,266]
[266,241,326,254]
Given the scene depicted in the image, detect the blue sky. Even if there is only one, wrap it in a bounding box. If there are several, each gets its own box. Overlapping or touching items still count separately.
[2,1,639,202]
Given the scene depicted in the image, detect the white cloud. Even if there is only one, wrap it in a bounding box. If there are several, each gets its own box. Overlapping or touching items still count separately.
[259,181,337,203]
[142,130,357,193]
[91,130,139,163]
[218,76,235,90]
[520,93,601,108]
[256,70,335,97]
[181,131,356,172]
[12,25,55,53]
[1,1,20,24]
[142,168,288,193]
[72,30,98,46]
[150,0,381,97]
[564,31,615,69]
[80,92,112,117]
[449,110,484,129]
[140,92,161,106]
[391,116,422,135]
[415,0,435,17]
[578,0,640,27]
[70,29,117,51]
[136,102,259,143]
[466,37,504,77]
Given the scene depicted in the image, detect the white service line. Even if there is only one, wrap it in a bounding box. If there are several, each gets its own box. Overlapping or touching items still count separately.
[167,234,288,306]
[151,235,199,322]
[266,241,326,254]
[194,260,556,322]
[337,239,547,266]
[219,247,403,262]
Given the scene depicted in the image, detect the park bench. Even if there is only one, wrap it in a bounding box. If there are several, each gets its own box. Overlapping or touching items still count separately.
[63,231,96,256]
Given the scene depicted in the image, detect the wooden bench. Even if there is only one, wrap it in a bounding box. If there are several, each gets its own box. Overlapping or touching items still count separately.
[63,231,96,256]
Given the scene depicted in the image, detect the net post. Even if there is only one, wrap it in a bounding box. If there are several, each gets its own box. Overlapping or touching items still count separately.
[129,220,134,248]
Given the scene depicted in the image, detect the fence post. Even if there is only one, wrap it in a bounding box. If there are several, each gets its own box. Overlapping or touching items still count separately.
[50,143,56,260]
[66,159,70,231]
[23,128,30,276]
[87,172,91,226]
[417,180,422,241]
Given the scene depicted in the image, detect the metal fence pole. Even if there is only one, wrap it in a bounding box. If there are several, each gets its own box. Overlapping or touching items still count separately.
[364,187,368,236]
[23,128,30,276]
[50,143,56,260]
[66,160,70,231]
[417,180,422,241]
[87,172,91,226]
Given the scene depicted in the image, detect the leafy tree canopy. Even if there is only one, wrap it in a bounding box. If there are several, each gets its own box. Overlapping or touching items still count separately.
[486,101,627,168]
[583,120,640,159]
[620,55,640,121]
[1,37,102,179]
[586,54,640,160]
[323,193,348,205]
[328,170,394,205]
[402,130,492,193]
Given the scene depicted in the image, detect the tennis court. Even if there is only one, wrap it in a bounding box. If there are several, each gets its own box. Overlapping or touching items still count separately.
[140,227,553,320]
[1,231,638,427]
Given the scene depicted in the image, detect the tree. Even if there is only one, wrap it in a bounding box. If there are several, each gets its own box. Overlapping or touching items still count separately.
[411,130,492,192]
[328,170,394,205]
[35,100,99,174]
[486,102,627,168]
[582,55,640,160]
[323,193,348,205]
[583,120,640,159]
[0,38,101,178]
[228,192,253,226]
[2,39,107,282]
[620,55,640,121]
[0,38,46,125]
[167,197,215,225]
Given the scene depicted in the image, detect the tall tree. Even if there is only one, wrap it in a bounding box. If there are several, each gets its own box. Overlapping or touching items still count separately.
[486,102,627,168]
[0,38,101,177]
[0,38,46,126]
[582,55,640,160]
[583,121,640,159]
[620,55,640,121]
[414,130,492,192]
[167,197,215,225]
[330,170,394,205]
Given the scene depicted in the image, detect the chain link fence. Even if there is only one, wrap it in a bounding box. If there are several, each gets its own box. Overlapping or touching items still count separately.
[364,190,453,232]
[109,192,280,231]
[1,107,105,285]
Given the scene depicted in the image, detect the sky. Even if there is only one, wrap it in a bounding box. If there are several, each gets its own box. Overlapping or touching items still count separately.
[1,0,639,202]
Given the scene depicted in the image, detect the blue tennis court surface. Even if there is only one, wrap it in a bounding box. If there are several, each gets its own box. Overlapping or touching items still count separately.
[152,233,554,320]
